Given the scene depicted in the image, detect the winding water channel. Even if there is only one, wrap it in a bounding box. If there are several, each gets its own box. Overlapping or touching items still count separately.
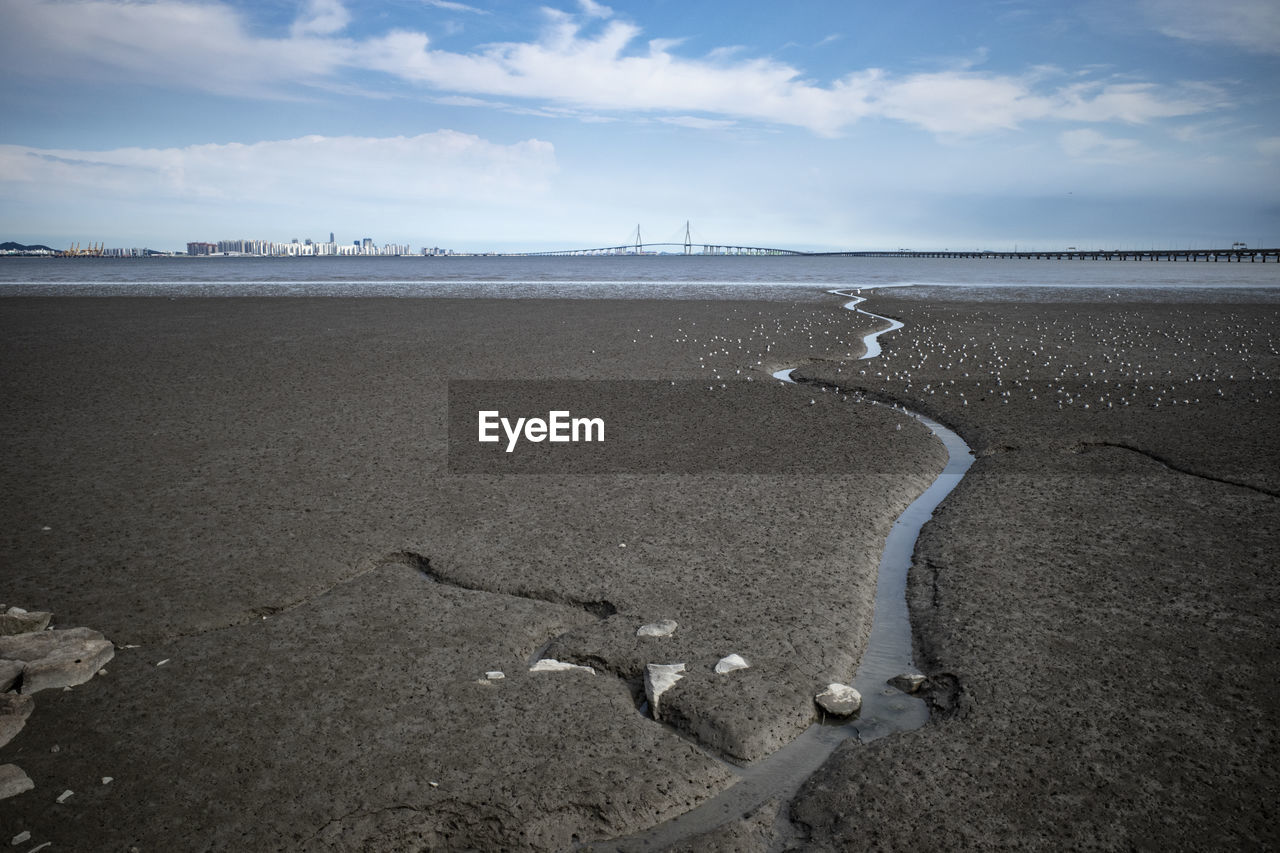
[594,288,975,851]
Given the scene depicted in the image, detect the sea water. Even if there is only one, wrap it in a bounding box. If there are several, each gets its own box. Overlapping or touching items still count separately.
[1,254,1278,300]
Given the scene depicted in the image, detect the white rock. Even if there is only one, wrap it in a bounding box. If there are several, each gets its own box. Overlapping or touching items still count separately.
[484,671,505,681]
[0,628,114,694]
[11,830,31,845]
[815,682,862,717]
[636,619,677,638]
[644,663,686,717]
[529,659,596,675]
[0,607,51,636]
[0,765,33,801]
[56,789,73,804]
[889,672,928,694]
[714,654,750,674]
[0,694,34,750]
[102,777,113,785]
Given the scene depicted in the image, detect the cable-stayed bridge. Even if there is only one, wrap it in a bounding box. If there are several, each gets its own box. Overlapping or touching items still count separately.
[488,223,1279,262]
[510,242,804,257]
[500,222,803,256]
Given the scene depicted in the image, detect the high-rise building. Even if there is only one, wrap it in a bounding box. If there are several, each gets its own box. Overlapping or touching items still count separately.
[329,232,335,244]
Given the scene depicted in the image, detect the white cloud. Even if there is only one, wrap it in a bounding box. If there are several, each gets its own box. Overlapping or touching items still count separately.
[578,0,613,19]
[292,0,350,37]
[0,131,556,204]
[0,0,1231,136]
[658,116,738,130]
[1141,0,1280,54]
[1059,128,1146,162]
[423,0,489,12]
[1258,137,1280,158]
[0,0,350,97]
[1053,81,1227,123]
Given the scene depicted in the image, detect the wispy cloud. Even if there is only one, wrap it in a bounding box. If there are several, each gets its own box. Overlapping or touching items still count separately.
[1059,128,1145,163]
[578,0,613,19]
[658,116,738,130]
[1141,0,1280,54]
[422,0,490,14]
[292,0,350,37]
[0,0,1232,136]
[0,132,556,204]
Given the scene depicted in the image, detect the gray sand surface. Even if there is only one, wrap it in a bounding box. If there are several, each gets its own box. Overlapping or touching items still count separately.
[786,297,1279,849]
[0,296,940,849]
[3,292,1276,850]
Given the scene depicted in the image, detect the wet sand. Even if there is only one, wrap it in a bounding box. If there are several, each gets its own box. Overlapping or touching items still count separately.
[788,295,1280,849]
[0,296,939,849]
[2,292,1276,850]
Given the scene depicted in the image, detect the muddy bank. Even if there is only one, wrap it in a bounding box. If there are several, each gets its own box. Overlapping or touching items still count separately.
[0,296,941,849]
[784,297,1280,849]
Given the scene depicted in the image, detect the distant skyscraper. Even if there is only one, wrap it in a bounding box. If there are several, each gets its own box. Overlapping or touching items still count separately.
[329,232,334,244]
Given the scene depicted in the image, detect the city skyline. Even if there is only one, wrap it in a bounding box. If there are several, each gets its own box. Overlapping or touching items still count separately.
[1,0,1279,252]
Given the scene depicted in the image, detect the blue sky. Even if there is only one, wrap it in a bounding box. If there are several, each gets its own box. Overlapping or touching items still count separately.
[1,0,1278,251]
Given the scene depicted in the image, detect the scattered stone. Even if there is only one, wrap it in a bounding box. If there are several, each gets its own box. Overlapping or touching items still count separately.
[636,619,678,638]
[0,660,22,693]
[485,671,505,681]
[0,608,52,636]
[29,843,51,853]
[49,745,59,753]
[56,789,73,804]
[815,682,862,717]
[713,654,750,674]
[0,627,115,694]
[644,663,686,717]
[889,672,928,694]
[428,781,438,788]
[0,765,33,801]
[102,777,113,785]
[11,830,31,845]
[529,659,596,675]
[156,659,170,667]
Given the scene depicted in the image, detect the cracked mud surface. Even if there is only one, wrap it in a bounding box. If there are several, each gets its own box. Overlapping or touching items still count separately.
[0,296,939,849]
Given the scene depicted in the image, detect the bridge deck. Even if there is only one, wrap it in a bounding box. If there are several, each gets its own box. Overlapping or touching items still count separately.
[489,244,1279,261]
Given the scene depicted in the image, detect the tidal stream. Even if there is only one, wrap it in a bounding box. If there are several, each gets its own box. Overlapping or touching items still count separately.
[593,288,974,851]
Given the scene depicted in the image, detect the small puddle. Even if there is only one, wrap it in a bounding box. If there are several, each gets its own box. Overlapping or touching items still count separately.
[594,287,973,851]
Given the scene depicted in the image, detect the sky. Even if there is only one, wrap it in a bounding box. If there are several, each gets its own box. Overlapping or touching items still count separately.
[1,0,1278,252]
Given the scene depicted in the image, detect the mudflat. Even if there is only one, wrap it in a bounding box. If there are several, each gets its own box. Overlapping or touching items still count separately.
[2,292,1276,850]
[0,296,939,849]
[788,294,1280,850]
